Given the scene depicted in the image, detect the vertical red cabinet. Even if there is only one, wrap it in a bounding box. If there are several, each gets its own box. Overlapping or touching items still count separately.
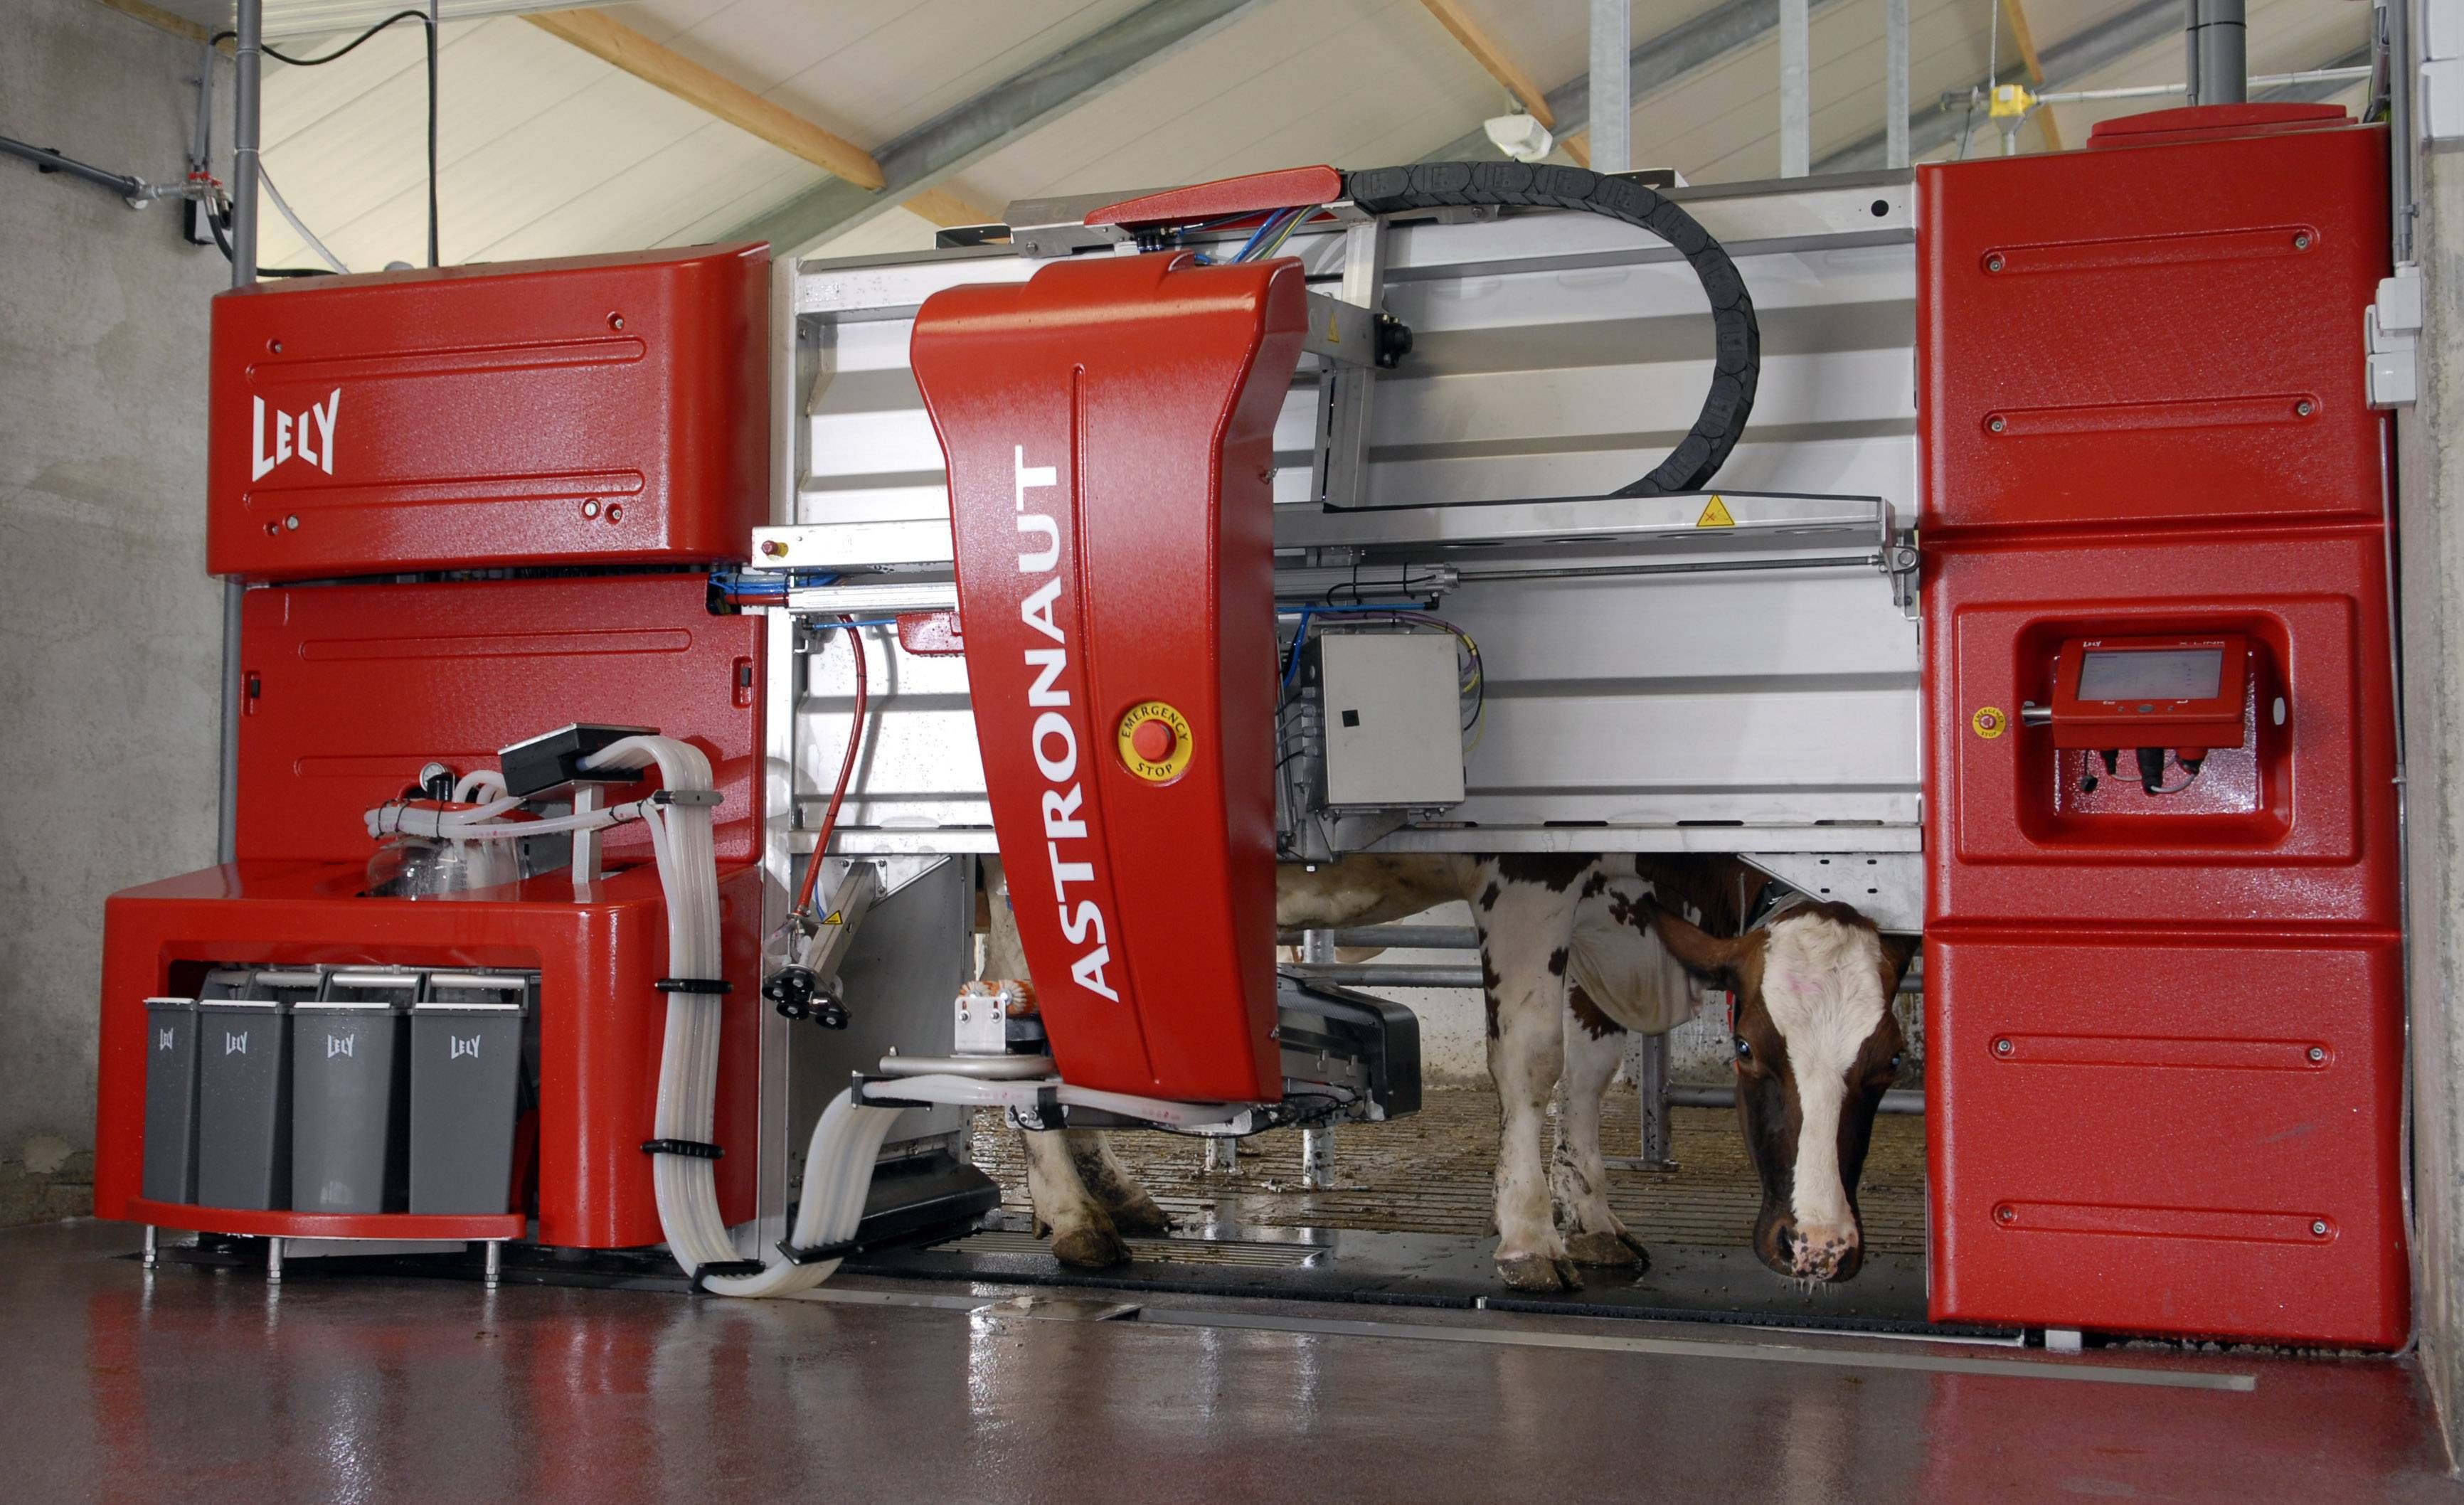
[1919,107,2407,1346]
[913,250,1307,1102]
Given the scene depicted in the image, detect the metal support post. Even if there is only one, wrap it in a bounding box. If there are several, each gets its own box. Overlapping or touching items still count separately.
[218,0,262,867]
[484,1240,503,1290]
[265,1235,284,1285]
[1633,1032,1676,1170]
[1300,1127,1337,1188]
[1779,0,1811,176]
[1588,0,1630,174]
[2185,0,2246,106]
[1300,928,1337,1187]
[141,1225,158,1269]
[1204,1137,1238,1174]
[1885,0,1909,169]
[570,784,604,888]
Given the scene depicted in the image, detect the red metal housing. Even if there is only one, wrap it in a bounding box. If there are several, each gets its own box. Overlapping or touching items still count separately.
[208,244,770,580]
[95,575,765,1247]
[912,250,1307,1102]
[1919,107,2406,1346]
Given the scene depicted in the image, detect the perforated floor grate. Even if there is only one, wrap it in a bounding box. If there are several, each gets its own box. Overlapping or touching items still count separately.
[968,1088,1928,1257]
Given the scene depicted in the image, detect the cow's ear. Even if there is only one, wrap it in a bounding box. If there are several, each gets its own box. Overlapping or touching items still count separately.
[1648,903,1746,984]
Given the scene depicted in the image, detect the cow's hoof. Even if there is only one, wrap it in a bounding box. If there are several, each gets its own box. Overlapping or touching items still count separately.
[1563,1230,1651,1270]
[1105,1193,1173,1238]
[1049,1222,1134,1268]
[1496,1254,1583,1292]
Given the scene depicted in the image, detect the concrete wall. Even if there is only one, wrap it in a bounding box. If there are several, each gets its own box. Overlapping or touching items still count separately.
[2404,133,2464,1465]
[0,0,229,1223]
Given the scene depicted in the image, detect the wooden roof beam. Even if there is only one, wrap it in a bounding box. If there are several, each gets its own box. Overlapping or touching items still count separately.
[526,8,886,191]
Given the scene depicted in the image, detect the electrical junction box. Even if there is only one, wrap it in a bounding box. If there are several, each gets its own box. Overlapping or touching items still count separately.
[1317,632,1467,809]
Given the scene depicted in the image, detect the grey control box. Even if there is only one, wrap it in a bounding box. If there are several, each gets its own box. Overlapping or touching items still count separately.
[1315,631,1468,809]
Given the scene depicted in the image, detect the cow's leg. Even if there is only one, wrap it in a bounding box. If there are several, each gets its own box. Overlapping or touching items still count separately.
[1067,1128,1171,1236]
[984,855,1144,1266]
[1554,997,1650,1268]
[1019,1127,1130,1267]
[1476,863,1588,1292]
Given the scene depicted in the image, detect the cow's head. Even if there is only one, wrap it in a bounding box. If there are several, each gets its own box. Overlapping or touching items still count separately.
[1648,900,1913,1285]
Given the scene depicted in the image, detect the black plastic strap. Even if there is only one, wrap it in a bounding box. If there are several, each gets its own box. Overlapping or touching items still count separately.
[649,788,723,807]
[775,1235,862,1267]
[691,1259,766,1290]
[656,977,733,995]
[641,1137,724,1159]
[1344,161,1758,495]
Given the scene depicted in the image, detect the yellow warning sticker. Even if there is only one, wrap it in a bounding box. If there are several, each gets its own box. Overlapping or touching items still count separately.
[1325,315,1342,344]
[1970,706,2008,740]
[822,910,844,926]
[1695,495,1736,528]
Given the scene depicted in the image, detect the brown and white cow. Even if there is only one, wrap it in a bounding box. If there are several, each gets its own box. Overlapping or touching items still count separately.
[986,852,1909,1291]
[1645,895,1913,1285]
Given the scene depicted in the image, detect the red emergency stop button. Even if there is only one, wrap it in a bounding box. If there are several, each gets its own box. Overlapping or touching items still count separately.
[1131,716,1177,763]
[1117,699,1195,782]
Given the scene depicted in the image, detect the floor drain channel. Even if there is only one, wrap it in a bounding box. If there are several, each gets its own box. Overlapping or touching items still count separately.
[935,1230,1320,1269]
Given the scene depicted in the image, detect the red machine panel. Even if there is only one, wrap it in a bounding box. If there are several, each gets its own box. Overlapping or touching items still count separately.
[1928,935,2406,1347]
[208,243,770,580]
[1920,108,2405,1346]
[99,573,766,1247]
[94,861,764,1250]
[912,250,1306,1102]
[1918,107,2387,536]
[1925,531,2397,928]
[236,575,765,866]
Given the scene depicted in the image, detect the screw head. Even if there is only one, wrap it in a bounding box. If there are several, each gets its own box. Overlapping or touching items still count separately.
[607,312,625,331]
[605,503,623,523]
[1993,1038,2014,1056]
[2293,233,2311,250]
[283,514,299,531]
[1987,415,2007,434]
[1995,1206,2017,1224]
[2312,1220,2330,1236]
[1985,253,2005,272]
[2308,1046,2325,1063]
[2296,399,2315,417]
[267,338,283,354]
[580,498,601,519]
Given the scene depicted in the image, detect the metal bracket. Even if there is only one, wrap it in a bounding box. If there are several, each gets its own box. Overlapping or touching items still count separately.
[1310,220,1388,509]
[1889,528,1921,619]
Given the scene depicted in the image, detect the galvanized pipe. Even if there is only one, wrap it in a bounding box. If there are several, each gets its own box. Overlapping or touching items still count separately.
[1276,925,1480,951]
[1283,963,1485,990]
[218,0,262,867]
[1779,0,1811,176]
[2033,65,2369,107]
[231,0,260,287]
[1588,0,1630,174]
[1884,0,1909,169]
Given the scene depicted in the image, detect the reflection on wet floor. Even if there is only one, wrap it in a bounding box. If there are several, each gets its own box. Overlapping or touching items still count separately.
[970,1088,1928,1257]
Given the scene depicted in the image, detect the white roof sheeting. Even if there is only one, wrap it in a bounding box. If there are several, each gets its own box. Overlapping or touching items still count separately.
[242,0,2374,272]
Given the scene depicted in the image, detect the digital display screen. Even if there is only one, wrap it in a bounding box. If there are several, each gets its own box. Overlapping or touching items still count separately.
[2076,648,2224,702]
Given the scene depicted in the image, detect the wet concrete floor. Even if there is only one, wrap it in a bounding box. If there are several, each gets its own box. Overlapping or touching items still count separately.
[7,1217,2459,1504]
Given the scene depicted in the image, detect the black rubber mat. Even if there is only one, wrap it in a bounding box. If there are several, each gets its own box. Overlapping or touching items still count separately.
[841,1213,2017,1339]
